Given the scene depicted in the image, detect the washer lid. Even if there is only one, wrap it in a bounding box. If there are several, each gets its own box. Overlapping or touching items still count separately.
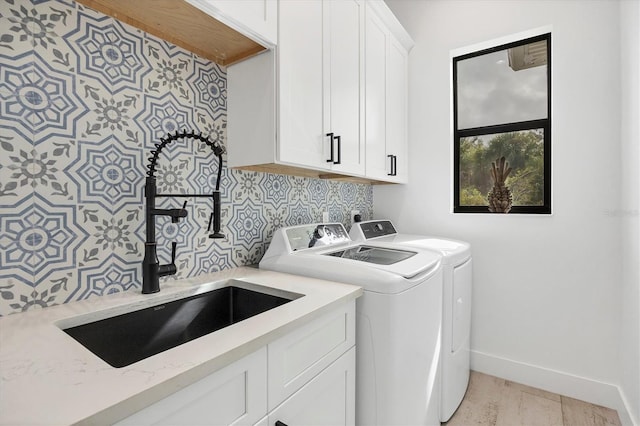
[323,245,416,265]
[312,242,441,279]
[350,221,471,265]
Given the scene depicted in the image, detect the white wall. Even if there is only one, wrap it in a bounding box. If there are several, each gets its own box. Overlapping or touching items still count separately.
[378,0,630,415]
[619,1,640,424]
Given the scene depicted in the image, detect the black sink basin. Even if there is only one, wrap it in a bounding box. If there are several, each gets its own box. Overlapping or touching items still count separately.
[63,285,299,368]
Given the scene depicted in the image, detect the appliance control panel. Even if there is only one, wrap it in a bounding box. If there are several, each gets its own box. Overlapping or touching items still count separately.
[357,220,397,239]
[285,223,350,251]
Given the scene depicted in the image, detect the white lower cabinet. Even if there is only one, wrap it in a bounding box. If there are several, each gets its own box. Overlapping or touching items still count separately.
[116,347,268,426]
[268,347,356,426]
[116,302,355,426]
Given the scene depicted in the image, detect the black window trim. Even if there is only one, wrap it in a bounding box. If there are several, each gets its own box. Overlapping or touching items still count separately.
[453,32,552,214]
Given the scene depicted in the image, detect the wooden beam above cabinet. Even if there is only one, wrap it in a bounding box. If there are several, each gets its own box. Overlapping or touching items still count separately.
[75,0,267,66]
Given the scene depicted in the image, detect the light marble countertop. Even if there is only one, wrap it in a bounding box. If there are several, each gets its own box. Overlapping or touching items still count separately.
[0,267,363,425]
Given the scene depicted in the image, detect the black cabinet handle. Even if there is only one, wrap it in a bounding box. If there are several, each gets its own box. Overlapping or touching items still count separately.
[275,421,288,426]
[387,154,397,176]
[326,132,334,163]
[334,135,341,165]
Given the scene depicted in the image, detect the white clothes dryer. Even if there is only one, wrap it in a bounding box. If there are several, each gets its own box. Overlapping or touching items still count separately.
[260,223,444,426]
[350,220,472,422]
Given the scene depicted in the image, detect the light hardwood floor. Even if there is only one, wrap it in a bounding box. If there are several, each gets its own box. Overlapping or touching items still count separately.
[444,371,621,426]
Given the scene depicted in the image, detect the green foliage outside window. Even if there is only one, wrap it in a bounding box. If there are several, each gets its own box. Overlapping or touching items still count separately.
[459,130,544,206]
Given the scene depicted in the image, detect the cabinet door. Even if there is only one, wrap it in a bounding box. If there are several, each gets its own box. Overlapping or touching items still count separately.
[324,0,365,175]
[278,0,328,171]
[386,34,409,183]
[268,302,355,410]
[116,348,267,426]
[269,347,356,426]
[364,4,389,180]
[364,4,409,183]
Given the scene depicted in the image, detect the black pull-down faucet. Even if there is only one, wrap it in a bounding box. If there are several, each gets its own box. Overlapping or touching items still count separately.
[142,130,225,294]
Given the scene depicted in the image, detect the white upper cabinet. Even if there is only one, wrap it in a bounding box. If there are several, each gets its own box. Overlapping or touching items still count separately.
[186,0,277,47]
[278,0,365,176]
[322,0,365,176]
[277,0,326,171]
[227,0,410,183]
[364,1,412,183]
[364,7,388,181]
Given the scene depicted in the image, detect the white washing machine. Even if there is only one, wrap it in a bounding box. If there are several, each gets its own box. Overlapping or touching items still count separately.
[350,220,472,422]
[260,223,443,426]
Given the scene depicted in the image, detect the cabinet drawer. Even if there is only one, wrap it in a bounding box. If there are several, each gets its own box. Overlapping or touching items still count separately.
[116,347,267,426]
[267,302,355,410]
[268,347,356,426]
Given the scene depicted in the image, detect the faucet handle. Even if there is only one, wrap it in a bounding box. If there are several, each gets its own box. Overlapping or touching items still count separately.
[157,242,178,277]
[171,201,188,223]
[170,241,177,265]
[207,211,214,232]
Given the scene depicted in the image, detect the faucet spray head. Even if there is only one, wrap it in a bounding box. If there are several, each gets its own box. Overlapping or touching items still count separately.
[207,190,224,239]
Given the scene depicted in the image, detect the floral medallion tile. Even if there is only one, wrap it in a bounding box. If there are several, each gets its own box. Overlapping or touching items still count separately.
[0,129,35,204]
[65,135,143,212]
[29,51,88,146]
[28,0,77,75]
[135,92,196,152]
[187,153,229,196]
[189,58,226,121]
[143,35,193,102]
[230,197,267,252]
[155,154,194,195]
[260,173,290,209]
[327,180,341,201]
[76,79,142,144]
[9,137,77,205]
[263,205,288,241]
[72,203,112,272]
[9,193,88,285]
[234,244,266,267]
[3,273,73,315]
[328,199,347,228]
[110,206,144,264]
[196,118,226,154]
[0,194,35,291]
[0,0,37,62]
[0,275,36,315]
[308,178,329,208]
[24,194,89,286]
[232,169,262,202]
[66,254,139,302]
[340,182,357,207]
[190,242,233,276]
[219,166,237,203]
[309,205,325,224]
[0,50,34,137]
[289,176,310,203]
[66,6,151,94]
[287,200,313,227]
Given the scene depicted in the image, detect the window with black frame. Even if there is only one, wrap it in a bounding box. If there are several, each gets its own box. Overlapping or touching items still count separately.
[453,33,551,214]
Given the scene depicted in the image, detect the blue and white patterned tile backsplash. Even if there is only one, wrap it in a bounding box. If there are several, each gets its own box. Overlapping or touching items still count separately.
[0,0,373,315]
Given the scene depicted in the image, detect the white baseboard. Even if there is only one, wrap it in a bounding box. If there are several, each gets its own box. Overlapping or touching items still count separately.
[470,350,636,426]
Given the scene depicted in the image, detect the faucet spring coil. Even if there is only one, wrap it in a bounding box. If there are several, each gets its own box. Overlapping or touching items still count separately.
[145,129,224,178]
